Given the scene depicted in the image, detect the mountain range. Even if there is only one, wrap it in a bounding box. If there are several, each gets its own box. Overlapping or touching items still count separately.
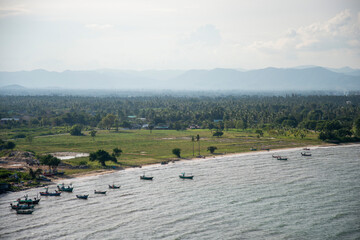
[0,66,359,92]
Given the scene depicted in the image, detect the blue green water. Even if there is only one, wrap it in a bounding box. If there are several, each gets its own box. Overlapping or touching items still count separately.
[1,144,359,239]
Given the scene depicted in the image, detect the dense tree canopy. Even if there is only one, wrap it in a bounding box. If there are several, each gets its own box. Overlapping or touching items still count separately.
[1,94,359,142]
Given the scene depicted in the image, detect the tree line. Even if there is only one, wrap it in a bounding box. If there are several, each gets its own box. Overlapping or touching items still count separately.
[1,94,360,142]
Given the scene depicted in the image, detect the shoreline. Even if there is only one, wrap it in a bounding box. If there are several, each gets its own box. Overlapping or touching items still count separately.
[55,142,358,181]
[4,142,359,191]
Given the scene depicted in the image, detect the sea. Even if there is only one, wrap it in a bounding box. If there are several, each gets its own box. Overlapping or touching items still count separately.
[0,144,359,240]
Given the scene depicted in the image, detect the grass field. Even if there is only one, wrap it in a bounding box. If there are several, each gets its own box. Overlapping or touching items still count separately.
[5,128,324,174]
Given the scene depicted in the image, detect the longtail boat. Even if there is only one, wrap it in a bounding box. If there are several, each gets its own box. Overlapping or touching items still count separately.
[16,209,34,214]
[76,195,89,199]
[108,184,120,189]
[179,173,194,180]
[10,202,34,210]
[57,183,74,192]
[40,188,61,196]
[301,152,312,156]
[17,195,40,204]
[140,174,153,180]
[94,190,106,194]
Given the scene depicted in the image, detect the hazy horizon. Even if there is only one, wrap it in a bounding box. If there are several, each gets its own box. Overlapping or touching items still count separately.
[0,0,359,72]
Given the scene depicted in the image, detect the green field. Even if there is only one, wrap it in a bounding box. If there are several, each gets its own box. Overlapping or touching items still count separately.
[5,128,324,173]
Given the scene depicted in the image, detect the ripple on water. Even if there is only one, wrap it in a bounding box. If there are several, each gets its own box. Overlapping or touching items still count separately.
[0,144,359,240]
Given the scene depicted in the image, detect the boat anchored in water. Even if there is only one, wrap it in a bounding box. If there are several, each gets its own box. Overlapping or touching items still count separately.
[76,195,89,199]
[276,156,288,160]
[301,152,312,156]
[179,173,194,179]
[140,173,153,180]
[109,184,120,189]
[94,190,106,194]
[57,183,74,192]
[39,188,61,196]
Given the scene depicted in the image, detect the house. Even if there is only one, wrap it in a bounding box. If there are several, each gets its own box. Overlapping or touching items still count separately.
[1,118,20,124]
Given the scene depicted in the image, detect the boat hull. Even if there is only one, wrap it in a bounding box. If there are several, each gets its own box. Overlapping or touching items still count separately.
[76,195,89,199]
[179,175,194,179]
[16,209,34,214]
[94,191,106,194]
[140,176,153,180]
[40,192,61,196]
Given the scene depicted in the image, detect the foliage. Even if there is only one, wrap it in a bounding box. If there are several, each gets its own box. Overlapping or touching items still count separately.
[70,124,83,136]
[38,154,61,171]
[213,131,224,137]
[0,140,16,150]
[113,147,123,157]
[172,148,181,158]
[355,117,360,137]
[207,146,217,154]
[28,168,42,180]
[255,129,264,137]
[90,130,97,138]
[89,149,117,166]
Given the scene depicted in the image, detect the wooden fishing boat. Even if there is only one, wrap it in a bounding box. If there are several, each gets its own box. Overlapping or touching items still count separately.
[39,188,61,196]
[277,156,288,160]
[10,202,34,210]
[140,174,153,180]
[76,195,89,199]
[17,195,40,204]
[179,173,194,179]
[272,154,280,158]
[108,184,120,189]
[57,183,74,192]
[301,152,312,156]
[303,147,310,151]
[16,209,34,214]
[94,190,106,194]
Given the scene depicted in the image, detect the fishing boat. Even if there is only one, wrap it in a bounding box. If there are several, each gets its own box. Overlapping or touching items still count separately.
[94,190,106,194]
[57,183,74,192]
[303,147,310,151]
[108,184,120,189]
[277,156,288,160]
[140,174,153,180]
[272,154,280,158]
[161,161,168,165]
[10,202,34,210]
[179,173,194,179]
[301,152,312,156]
[16,209,34,214]
[17,195,40,204]
[39,188,61,196]
[76,195,89,199]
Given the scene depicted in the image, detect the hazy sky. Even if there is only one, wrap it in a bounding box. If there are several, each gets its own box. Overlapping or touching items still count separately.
[0,0,359,71]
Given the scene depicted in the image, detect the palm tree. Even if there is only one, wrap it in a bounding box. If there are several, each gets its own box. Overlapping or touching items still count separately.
[191,136,195,156]
[196,134,200,156]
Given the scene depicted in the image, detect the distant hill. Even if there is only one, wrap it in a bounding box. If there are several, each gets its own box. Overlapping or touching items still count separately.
[0,67,359,91]
[1,84,27,90]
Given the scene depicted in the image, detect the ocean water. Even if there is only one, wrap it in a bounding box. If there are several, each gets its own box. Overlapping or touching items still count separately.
[0,144,359,240]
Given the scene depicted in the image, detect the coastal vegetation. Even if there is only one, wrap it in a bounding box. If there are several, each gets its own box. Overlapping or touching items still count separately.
[0,94,359,191]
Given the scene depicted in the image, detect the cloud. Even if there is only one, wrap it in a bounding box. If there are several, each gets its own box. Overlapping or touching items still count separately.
[248,9,360,53]
[182,24,221,46]
[85,24,113,30]
[0,6,29,17]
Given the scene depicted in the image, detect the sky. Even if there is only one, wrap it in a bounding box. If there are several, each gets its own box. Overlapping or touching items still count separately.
[0,0,359,71]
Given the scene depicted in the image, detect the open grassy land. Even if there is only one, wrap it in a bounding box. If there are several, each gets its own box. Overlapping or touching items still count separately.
[4,128,325,174]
